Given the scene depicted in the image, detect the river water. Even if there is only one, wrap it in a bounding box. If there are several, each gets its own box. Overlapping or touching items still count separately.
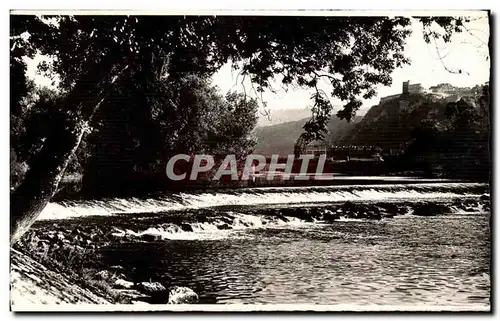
[31,179,491,310]
[100,212,490,309]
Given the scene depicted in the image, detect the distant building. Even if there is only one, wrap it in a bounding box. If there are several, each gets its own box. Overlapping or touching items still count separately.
[429,83,455,94]
[403,81,424,94]
[380,80,426,104]
[330,145,383,161]
[304,140,327,156]
[428,83,476,99]
[402,81,409,94]
[408,83,424,93]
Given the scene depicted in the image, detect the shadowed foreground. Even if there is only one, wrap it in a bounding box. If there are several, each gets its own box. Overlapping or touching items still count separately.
[10,248,109,307]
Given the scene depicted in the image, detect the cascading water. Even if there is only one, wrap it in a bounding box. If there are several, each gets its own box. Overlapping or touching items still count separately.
[39,182,488,221]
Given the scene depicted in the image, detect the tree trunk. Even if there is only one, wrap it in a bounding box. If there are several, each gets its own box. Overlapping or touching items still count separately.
[10,124,88,243]
[10,59,128,244]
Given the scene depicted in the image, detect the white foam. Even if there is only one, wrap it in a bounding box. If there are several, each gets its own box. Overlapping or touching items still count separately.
[38,182,487,221]
[109,212,314,241]
[336,217,366,222]
[449,204,488,214]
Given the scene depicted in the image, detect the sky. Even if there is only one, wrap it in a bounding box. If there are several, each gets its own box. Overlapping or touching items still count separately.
[211,14,490,120]
[25,13,490,121]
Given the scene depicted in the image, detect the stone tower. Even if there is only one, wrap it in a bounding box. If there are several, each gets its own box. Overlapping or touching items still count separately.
[402,81,410,94]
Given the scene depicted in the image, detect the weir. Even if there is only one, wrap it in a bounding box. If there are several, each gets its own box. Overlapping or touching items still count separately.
[39,181,488,221]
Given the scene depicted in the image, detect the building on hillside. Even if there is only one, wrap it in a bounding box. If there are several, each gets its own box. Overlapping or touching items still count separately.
[403,81,425,94]
[429,83,456,94]
[409,83,425,93]
[379,81,426,104]
[402,81,409,94]
[304,140,327,156]
[428,83,478,100]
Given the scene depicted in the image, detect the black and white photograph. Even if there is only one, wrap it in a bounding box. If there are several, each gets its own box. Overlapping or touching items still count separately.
[8,9,491,312]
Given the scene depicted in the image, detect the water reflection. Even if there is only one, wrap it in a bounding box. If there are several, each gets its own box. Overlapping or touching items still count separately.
[102,213,490,307]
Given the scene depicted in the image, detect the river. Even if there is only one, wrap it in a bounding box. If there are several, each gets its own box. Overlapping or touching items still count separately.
[27,179,491,310]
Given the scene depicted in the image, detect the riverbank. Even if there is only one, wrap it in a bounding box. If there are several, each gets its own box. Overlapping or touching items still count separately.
[11,240,199,309]
[10,248,110,307]
[11,247,200,311]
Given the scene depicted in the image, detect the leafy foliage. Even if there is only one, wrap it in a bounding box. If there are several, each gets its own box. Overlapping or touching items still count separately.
[10,15,480,188]
[12,15,419,137]
[80,72,258,195]
[419,16,468,43]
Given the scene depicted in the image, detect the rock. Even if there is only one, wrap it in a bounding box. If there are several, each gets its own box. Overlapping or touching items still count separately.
[400,206,411,215]
[237,220,250,227]
[217,223,231,230]
[167,286,199,304]
[480,194,490,201]
[465,199,478,207]
[218,215,234,224]
[452,199,467,211]
[136,281,167,294]
[275,213,289,222]
[341,201,356,215]
[412,207,434,216]
[413,203,450,216]
[180,224,193,232]
[322,210,340,222]
[140,234,159,242]
[355,211,367,219]
[114,278,134,289]
[280,208,296,216]
[383,214,396,219]
[115,273,128,280]
[95,270,111,280]
[378,203,398,213]
[367,211,381,220]
[37,240,50,247]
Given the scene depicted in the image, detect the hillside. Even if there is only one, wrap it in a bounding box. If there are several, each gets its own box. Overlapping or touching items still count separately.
[254,116,361,155]
[326,115,363,144]
[253,84,486,156]
[256,108,313,127]
[254,118,309,155]
[340,93,469,149]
